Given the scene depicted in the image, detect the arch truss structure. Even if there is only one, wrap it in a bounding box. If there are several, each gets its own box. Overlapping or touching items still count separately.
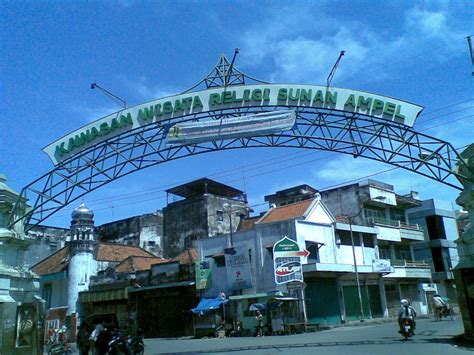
[10,54,471,231]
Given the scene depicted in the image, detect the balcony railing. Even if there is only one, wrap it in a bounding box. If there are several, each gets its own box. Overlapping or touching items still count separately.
[366,217,421,230]
[390,259,429,268]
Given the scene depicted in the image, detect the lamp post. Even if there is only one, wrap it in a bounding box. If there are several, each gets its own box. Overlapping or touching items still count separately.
[344,195,386,321]
[347,213,365,321]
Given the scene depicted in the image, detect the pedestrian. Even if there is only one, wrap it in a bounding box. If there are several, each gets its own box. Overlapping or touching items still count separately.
[255,310,264,337]
[76,320,90,355]
[89,320,104,355]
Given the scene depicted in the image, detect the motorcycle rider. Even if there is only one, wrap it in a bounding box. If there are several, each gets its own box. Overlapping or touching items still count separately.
[433,293,448,313]
[398,298,417,334]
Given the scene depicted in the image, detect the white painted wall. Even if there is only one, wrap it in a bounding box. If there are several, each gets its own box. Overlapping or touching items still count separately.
[67,252,97,315]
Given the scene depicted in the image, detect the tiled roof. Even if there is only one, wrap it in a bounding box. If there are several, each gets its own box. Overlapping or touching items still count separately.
[238,216,260,231]
[31,246,69,276]
[95,242,155,262]
[173,248,198,265]
[116,256,169,273]
[258,199,314,224]
[31,242,156,276]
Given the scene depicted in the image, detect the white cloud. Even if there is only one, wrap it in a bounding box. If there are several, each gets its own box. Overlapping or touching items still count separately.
[406,8,448,37]
[240,4,466,85]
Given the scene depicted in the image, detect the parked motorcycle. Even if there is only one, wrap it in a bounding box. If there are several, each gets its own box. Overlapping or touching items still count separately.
[127,335,145,355]
[106,332,145,355]
[399,317,415,340]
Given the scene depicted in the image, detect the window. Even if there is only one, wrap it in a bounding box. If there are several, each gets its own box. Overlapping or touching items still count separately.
[216,210,224,222]
[426,215,446,240]
[214,256,225,267]
[363,234,375,248]
[390,208,406,223]
[305,242,319,262]
[42,284,52,309]
[378,245,391,259]
[364,206,385,220]
[394,244,412,261]
[337,231,361,246]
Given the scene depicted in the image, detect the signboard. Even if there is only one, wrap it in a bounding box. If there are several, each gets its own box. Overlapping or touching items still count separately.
[372,259,394,273]
[195,261,212,290]
[166,109,295,145]
[286,281,307,290]
[224,246,252,290]
[273,236,309,285]
[43,84,423,165]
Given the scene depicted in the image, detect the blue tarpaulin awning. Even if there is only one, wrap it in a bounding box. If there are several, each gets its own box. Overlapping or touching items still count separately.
[191,297,229,315]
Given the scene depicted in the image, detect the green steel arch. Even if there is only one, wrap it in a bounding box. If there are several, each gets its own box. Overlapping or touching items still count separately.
[9,55,471,231]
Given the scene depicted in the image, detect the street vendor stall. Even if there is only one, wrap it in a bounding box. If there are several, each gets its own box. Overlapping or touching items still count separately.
[267,296,301,334]
[191,297,228,338]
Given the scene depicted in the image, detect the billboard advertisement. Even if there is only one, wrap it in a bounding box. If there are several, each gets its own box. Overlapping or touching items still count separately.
[273,236,309,285]
[224,246,252,290]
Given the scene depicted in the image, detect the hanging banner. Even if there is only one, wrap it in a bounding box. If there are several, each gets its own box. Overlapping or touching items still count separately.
[273,236,309,285]
[195,261,212,290]
[224,246,253,290]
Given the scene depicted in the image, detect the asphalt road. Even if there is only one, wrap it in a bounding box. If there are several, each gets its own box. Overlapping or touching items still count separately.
[144,318,472,355]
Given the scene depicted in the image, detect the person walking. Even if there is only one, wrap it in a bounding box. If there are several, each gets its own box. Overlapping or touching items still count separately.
[255,310,264,337]
[76,320,91,355]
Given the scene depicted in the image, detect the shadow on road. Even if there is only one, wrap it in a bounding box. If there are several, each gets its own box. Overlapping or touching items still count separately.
[161,336,457,354]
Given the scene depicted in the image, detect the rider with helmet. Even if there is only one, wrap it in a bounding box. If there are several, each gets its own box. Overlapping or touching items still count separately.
[398,298,417,334]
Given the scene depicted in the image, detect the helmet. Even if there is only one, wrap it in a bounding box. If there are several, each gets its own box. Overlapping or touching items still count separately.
[400,299,409,306]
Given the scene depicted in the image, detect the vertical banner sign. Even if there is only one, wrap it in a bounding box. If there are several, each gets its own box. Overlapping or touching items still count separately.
[273,236,309,285]
[224,246,253,290]
[195,261,212,290]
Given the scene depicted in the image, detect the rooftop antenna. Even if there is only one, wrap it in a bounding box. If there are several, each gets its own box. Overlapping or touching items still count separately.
[225,48,240,87]
[326,51,345,88]
[90,82,127,109]
[466,35,474,76]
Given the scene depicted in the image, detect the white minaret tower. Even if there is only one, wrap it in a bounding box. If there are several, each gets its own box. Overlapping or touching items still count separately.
[67,203,97,318]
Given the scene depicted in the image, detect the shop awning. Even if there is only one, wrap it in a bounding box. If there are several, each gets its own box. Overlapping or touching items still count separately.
[79,288,128,303]
[228,291,283,300]
[127,280,195,293]
[191,297,228,315]
[0,295,16,303]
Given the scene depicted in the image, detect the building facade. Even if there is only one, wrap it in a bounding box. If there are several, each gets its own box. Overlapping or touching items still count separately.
[31,204,158,339]
[407,199,460,307]
[163,178,249,258]
[0,175,45,355]
[96,212,164,257]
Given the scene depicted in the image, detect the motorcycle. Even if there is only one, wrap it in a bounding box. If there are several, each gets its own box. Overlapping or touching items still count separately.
[106,332,145,355]
[400,317,415,340]
[127,335,145,355]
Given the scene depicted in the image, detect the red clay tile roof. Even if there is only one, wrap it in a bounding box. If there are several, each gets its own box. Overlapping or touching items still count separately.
[238,216,260,231]
[173,248,198,265]
[32,242,156,276]
[95,242,155,262]
[116,256,169,273]
[32,246,70,276]
[258,199,314,224]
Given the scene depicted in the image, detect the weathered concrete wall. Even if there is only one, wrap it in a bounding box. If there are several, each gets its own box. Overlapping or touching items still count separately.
[163,194,248,258]
[320,184,366,224]
[97,212,163,256]
[24,226,69,267]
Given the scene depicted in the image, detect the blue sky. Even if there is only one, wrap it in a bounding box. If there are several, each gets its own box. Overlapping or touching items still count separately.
[1,1,473,227]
